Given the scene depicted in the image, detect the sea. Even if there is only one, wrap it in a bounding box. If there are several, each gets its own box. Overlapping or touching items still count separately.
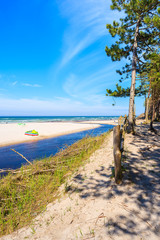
[0,116,118,124]
[0,116,118,171]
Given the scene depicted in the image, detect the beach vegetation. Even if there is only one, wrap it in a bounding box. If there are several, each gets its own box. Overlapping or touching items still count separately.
[0,131,109,236]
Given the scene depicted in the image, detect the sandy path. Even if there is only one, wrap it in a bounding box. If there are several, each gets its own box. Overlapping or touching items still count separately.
[1,123,160,239]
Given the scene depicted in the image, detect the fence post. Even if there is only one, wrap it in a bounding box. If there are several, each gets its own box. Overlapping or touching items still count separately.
[113,125,122,184]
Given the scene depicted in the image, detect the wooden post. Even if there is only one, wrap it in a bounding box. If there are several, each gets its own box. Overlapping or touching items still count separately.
[113,125,122,184]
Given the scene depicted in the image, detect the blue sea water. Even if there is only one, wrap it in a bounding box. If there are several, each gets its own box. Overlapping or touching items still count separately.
[0,116,117,171]
[0,116,118,124]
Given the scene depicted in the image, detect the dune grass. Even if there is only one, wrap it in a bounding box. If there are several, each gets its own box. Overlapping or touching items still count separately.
[0,131,110,236]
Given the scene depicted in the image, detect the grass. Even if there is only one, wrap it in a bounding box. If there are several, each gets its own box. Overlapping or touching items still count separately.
[0,131,110,236]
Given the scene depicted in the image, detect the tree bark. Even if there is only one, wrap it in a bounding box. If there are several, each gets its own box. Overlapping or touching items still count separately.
[157,100,160,121]
[145,80,151,122]
[150,88,156,132]
[150,104,155,131]
[128,19,141,133]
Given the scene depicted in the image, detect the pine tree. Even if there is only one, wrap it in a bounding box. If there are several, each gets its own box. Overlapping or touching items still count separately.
[105,0,160,132]
[147,51,160,130]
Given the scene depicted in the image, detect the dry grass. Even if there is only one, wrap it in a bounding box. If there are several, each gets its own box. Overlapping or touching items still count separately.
[0,132,109,236]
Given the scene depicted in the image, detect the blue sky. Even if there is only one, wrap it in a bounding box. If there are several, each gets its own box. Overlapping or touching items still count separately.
[0,0,145,116]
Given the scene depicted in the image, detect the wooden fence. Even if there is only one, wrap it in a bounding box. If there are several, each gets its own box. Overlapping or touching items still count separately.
[113,116,126,184]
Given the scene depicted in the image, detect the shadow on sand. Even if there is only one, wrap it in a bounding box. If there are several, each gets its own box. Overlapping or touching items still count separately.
[68,123,160,239]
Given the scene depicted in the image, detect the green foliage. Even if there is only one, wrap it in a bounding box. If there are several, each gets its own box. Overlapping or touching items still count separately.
[106,81,148,98]
[106,0,160,67]
[105,0,160,103]
[106,84,130,97]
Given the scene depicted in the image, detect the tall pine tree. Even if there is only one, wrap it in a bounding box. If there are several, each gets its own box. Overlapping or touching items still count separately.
[105,0,160,132]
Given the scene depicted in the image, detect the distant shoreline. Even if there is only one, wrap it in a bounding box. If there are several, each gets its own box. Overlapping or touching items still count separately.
[0,116,119,124]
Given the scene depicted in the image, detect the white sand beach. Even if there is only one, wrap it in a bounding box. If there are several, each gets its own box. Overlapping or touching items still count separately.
[82,119,118,125]
[0,122,100,147]
[0,120,118,147]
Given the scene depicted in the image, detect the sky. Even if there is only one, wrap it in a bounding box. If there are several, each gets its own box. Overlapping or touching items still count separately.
[0,0,145,116]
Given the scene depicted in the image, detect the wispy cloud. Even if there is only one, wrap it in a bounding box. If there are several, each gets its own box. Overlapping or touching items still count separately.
[58,0,120,66]
[12,81,18,86]
[63,74,78,97]
[22,83,42,88]
[63,62,121,99]
[0,96,129,116]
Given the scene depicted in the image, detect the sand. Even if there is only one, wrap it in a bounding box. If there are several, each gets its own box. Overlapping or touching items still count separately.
[0,122,102,147]
[1,122,160,239]
[81,119,118,125]
[0,120,118,147]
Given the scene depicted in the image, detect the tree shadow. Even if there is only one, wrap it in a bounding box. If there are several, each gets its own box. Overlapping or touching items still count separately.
[68,124,160,239]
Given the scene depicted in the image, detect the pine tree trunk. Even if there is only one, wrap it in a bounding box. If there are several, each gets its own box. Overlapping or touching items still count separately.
[128,19,141,133]
[145,97,149,122]
[155,90,160,121]
[145,80,151,122]
[144,94,146,118]
[150,89,156,132]
[157,100,160,121]
[150,101,155,131]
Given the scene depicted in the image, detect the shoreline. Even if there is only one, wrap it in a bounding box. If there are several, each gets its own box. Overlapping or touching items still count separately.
[0,125,100,148]
[0,120,117,148]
